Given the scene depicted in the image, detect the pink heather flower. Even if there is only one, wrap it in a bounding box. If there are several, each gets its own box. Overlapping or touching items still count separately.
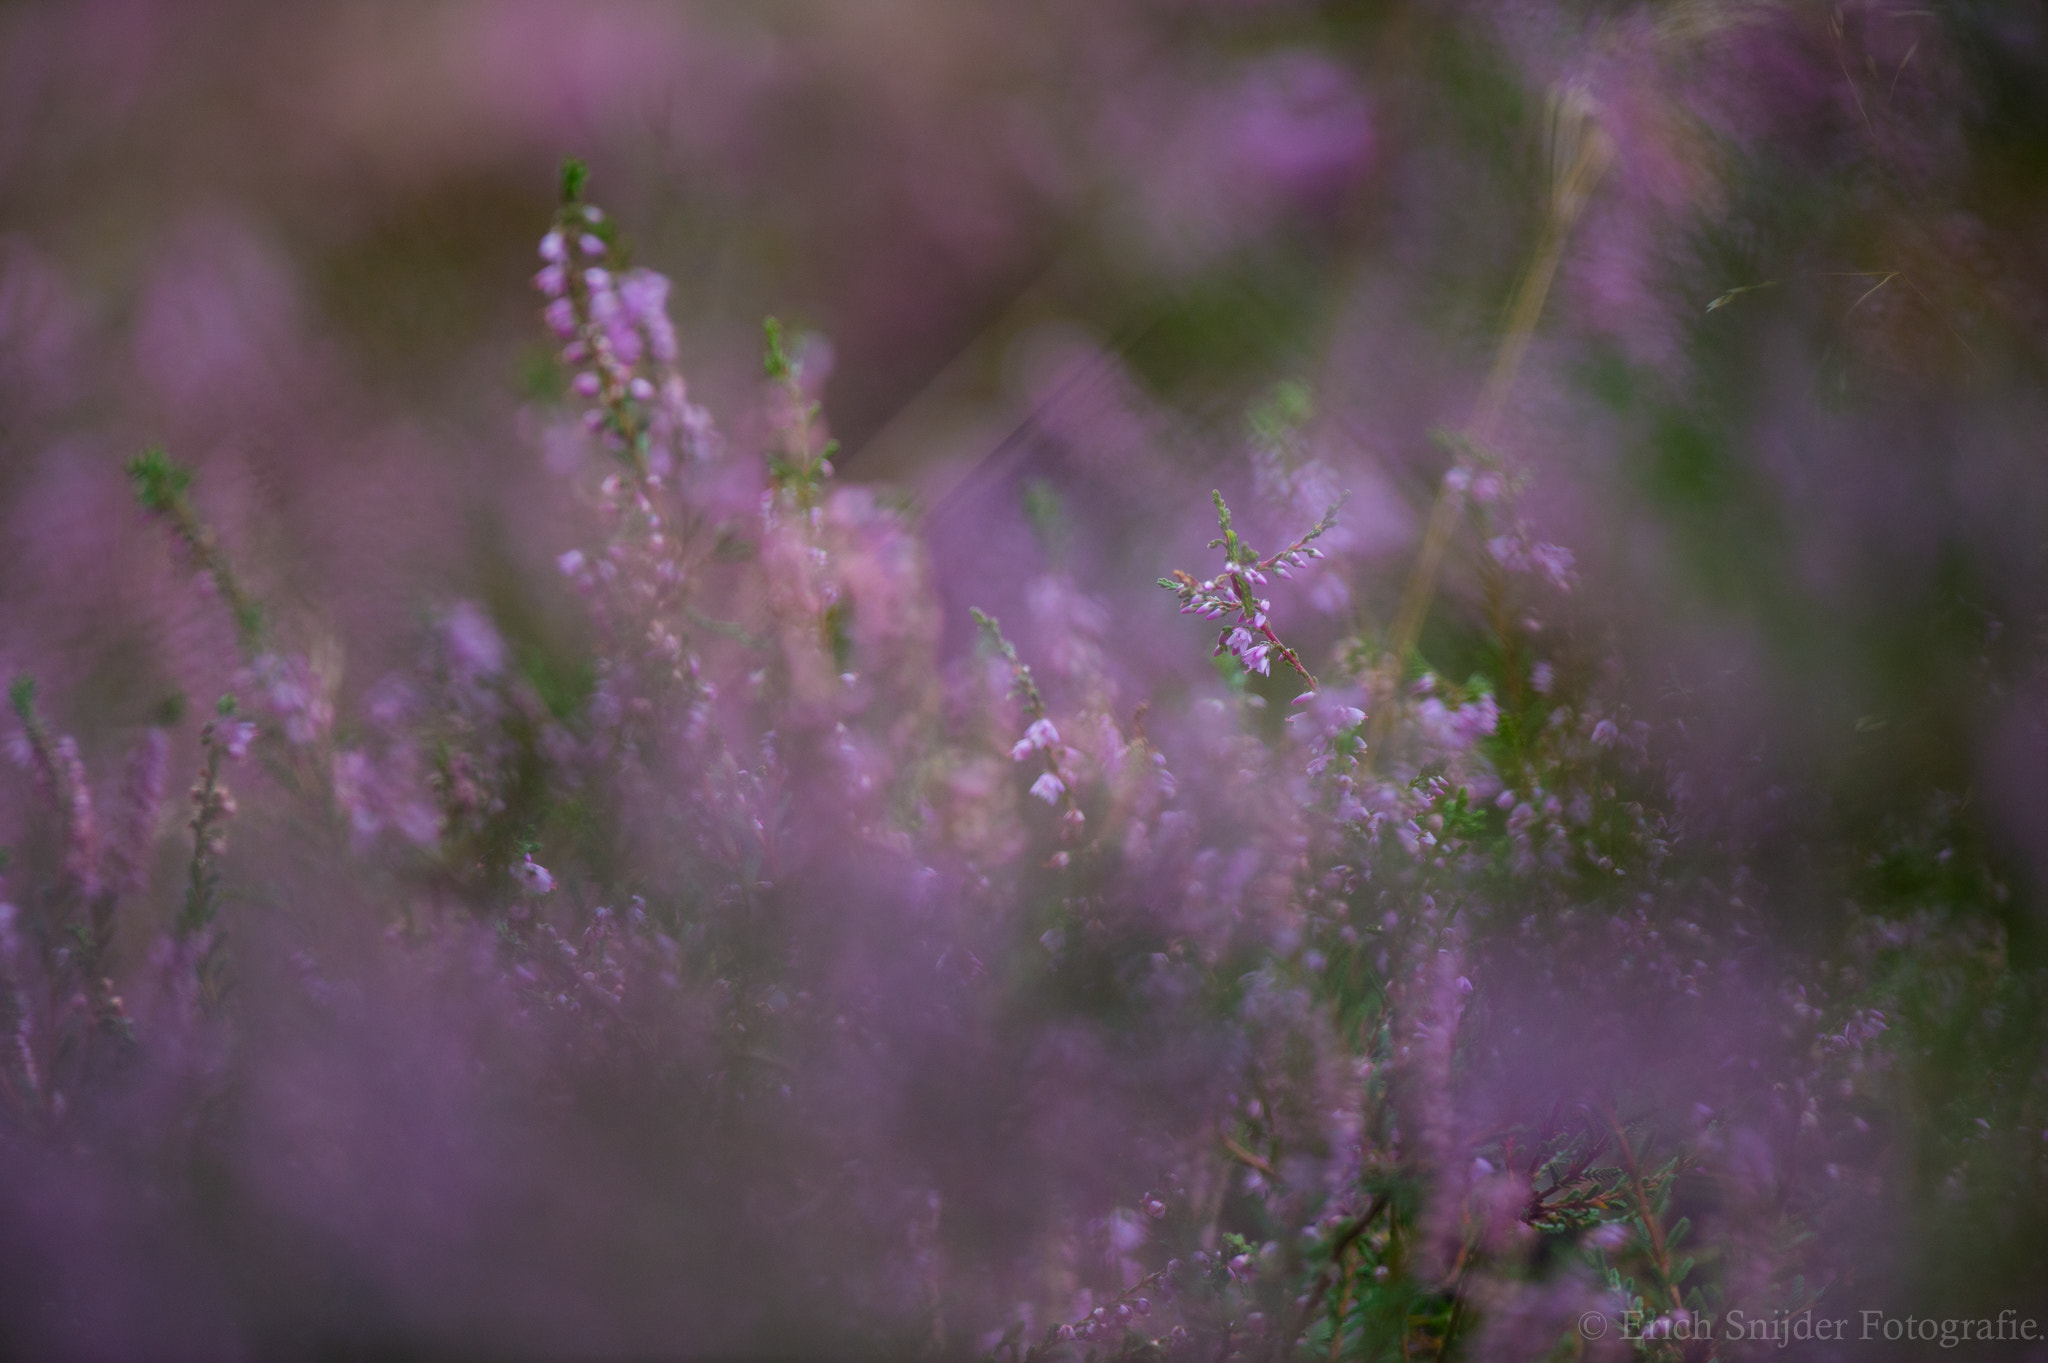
[443,602,506,681]
[51,735,100,896]
[587,285,641,366]
[557,549,586,577]
[572,372,601,398]
[1531,542,1575,590]
[333,750,380,838]
[542,298,577,338]
[533,264,566,297]
[222,720,257,759]
[618,269,678,365]
[514,854,556,895]
[1029,772,1066,804]
[538,230,566,262]
[247,653,333,747]
[579,233,606,257]
[1010,717,1060,761]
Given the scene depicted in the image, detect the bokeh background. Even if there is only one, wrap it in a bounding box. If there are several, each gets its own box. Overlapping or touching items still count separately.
[5,0,2048,1356]
[6,0,2047,829]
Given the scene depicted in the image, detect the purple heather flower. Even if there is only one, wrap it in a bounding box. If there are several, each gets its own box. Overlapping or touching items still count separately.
[1029,771,1066,804]
[538,230,565,262]
[619,269,679,365]
[514,854,556,895]
[443,601,506,681]
[587,283,642,366]
[222,720,257,760]
[1531,541,1575,590]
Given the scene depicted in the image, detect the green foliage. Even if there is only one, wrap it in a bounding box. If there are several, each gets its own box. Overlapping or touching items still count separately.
[558,156,589,205]
[8,673,36,723]
[127,446,192,512]
[762,314,794,382]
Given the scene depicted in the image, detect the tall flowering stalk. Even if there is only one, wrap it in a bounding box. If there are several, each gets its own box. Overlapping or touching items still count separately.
[535,161,716,483]
[972,607,1083,830]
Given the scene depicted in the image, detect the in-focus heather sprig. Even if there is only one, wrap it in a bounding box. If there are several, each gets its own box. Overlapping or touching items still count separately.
[1159,489,1342,688]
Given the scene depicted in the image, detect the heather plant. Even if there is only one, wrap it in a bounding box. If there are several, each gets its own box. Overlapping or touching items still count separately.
[3,8,2048,1361]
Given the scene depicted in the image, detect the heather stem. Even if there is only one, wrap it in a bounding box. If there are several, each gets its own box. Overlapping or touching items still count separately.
[1603,1103,1688,1317]
[1376,102,1610,750]
[128,448,264,651]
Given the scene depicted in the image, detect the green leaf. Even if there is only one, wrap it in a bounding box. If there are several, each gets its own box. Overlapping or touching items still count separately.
[128,446,192,512]
[763,316,793,382]
[559,157,589,205]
